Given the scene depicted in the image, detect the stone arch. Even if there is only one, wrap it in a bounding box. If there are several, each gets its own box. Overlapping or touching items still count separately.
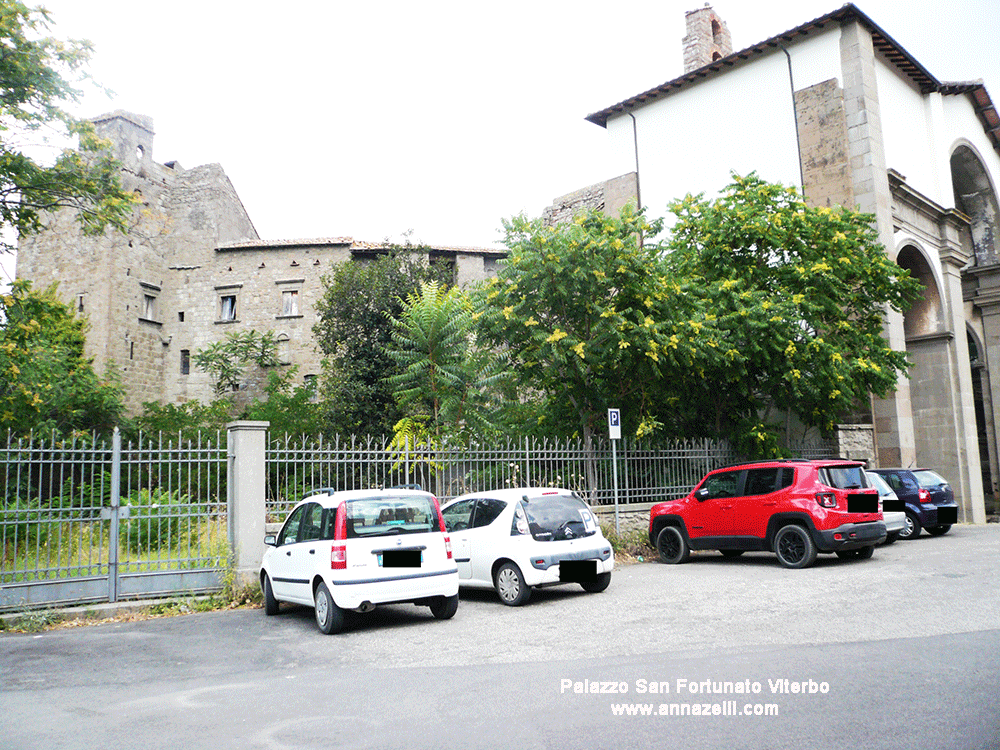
[967,324,997,499]
[897,243,944,337]
[950,142,1000,265]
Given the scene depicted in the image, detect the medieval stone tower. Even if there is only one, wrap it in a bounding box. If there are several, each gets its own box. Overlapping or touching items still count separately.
[682,3,733,73]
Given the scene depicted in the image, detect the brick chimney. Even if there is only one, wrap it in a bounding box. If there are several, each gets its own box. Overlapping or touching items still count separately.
[683,4,733,73]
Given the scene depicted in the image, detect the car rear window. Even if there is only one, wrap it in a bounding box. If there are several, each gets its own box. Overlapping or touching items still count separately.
[344,495,439,538]
[520,494,597,542]
[913,470,947,489]
[818,465,868,490]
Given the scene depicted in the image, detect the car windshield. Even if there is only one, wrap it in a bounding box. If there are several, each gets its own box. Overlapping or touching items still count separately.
[520,493,597,542]
[818,465,868,490]
[345,495,438,538]
[913,470,947,489]
[865,471,894,497]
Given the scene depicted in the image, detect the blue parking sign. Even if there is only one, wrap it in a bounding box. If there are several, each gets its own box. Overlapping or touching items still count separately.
[608,408,621,440]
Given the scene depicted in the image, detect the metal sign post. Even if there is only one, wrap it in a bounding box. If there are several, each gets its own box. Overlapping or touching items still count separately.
[608,409,621,535]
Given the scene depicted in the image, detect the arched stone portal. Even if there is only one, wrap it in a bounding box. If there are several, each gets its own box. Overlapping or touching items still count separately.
[967,328,997,507]
[951,145,999,265]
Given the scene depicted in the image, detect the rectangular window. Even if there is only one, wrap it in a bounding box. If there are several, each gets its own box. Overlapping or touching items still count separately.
[77,294,85,312]
[180,349,190,375]
[220,295,236,321]
[143,294,156,320]
[282,289,299,316]
[178,311,185,322]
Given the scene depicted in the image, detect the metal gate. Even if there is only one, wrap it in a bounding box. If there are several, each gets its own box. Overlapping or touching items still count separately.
[0,429,228,612]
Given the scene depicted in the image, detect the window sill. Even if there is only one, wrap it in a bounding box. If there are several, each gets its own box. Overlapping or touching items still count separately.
[215,319,240,324]
[138,317,162,328]
[275,314,303,320]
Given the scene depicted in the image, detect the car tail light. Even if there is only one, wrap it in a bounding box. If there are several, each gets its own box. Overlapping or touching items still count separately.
[444,535,453,560]
[430,496,453,559]
[816,492,837,508]
[331,544,346,570]
[918,489,931,503]
[334,500,347,540]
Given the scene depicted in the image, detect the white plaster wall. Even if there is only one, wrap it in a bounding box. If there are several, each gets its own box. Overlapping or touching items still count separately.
[876,56,940,201]
[605,33,843,218]
[940,95,1000,196]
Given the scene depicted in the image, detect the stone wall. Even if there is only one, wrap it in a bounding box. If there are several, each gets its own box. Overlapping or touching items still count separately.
[682,5,733,73]
[795,79,854,209]
[542,173,638,226]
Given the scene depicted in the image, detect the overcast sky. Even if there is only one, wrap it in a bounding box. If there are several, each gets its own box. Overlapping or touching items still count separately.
[2,0,998,288]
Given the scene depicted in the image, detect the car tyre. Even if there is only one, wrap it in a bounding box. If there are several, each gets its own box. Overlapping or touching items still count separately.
[262,573,279,616]
[720,550,745,558]
[774,524,818,569]
[927,524,951,536]
[314,581,345,634]
[855,545,875,559]
[900,511,922,540]
[429,593,459,620]
[882,532,899,546]
[580,572,612,593]
[494,562,532,606]
[656,526,690,564]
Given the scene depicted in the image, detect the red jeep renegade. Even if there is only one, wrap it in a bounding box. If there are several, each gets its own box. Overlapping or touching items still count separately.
[648,459,886,569]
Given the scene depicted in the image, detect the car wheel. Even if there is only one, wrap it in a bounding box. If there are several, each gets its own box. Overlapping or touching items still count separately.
[855,545,875,559]
[262,573,279,616]
[720,550,745,558]
[429,593,459,620]
[655,526,690,564]
[774,525,818,569]
[494,562,532,606]
[927,524,952,537]
[580,572,612,593]
[899,512,922,539]
[882,532,899,546]
[314,581,345,634]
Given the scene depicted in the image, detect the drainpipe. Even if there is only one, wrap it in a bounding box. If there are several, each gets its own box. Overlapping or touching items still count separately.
[781,46,806,196]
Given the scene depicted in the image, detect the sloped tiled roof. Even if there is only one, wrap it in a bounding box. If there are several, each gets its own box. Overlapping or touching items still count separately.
[585,3,999,157]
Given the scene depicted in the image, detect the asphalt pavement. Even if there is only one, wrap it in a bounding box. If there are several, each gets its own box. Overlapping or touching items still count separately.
[2,524,998,749]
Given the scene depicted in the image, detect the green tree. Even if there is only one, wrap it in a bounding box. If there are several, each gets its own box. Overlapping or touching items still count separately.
[313,247,451,435]
[479,204,705,446]
[662,173,923,454]
[192,329,283,397]
[0,1,134,253]
[386,280,501,442]
[0,279,124,433]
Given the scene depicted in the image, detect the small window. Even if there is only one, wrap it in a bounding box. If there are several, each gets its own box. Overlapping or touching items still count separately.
[180,349,190,375]
[220,295,236,321]
[143,294,156,320]
[282,289,299,316]
[178,311,185,322]
[77,294,85,312]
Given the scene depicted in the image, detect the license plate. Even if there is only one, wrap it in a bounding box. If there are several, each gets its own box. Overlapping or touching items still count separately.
[378,550,422,568]
[559,559,597,583]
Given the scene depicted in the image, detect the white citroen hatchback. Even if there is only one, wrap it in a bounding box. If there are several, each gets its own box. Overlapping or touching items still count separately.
[260,487,459,633]
[440,488,614,606]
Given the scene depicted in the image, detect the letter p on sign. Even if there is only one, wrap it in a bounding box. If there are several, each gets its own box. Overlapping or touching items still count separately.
[608,408,621,440]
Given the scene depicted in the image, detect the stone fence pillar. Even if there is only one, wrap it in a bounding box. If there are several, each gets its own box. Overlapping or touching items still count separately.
[228,421,269,584]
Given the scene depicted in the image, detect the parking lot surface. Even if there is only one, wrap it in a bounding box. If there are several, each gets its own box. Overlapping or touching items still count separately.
[2,525,998,749]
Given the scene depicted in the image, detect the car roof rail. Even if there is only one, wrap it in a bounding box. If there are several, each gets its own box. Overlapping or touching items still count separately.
[303,487,337,499]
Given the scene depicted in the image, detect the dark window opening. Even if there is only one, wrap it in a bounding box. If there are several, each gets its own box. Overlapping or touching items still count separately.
[180,349,190,375]
[178,311,185,322]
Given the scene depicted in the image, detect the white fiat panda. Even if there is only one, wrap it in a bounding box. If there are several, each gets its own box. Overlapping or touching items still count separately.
[260,487,459,633]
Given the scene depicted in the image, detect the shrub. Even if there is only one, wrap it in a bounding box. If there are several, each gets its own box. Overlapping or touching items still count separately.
[121,487,193,552]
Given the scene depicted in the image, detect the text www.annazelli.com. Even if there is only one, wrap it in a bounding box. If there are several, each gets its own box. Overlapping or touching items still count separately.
[611,701,779,717]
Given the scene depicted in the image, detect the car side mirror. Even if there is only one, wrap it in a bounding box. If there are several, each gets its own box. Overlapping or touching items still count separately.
[264,534,276,546]
[695,488,710,501]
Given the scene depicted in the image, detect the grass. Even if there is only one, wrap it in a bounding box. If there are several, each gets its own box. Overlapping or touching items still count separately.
[1,518,230,584]
[601,522,656,563]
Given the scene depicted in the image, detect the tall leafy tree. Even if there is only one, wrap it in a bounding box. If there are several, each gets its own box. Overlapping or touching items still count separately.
[662,173,923,453]
[0,1,134,253]
[479,204,705,446]
[386,281,501,442]
[0,279,124,433]
[313,248,451,435]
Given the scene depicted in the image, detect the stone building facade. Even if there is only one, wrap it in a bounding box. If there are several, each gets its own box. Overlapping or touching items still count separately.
[569,3,999,522]
[15,110,505,412]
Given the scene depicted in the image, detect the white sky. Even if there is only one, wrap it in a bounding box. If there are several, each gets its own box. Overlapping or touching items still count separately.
[2,0,998,289]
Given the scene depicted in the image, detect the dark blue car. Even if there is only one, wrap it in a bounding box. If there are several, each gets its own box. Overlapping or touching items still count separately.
[869,468,958,539]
